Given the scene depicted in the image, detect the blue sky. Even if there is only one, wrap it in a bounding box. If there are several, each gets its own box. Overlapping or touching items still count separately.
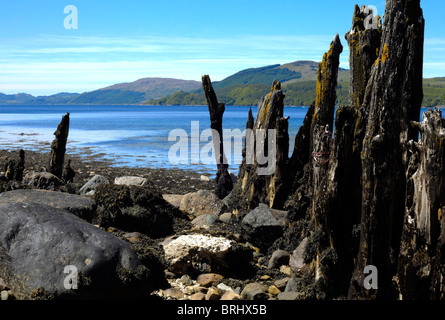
[0,0,444,96]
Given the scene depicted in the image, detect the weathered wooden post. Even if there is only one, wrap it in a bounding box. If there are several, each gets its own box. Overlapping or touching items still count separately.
[202,75,233,199]
[348,0,424,299]
[49,112,70,179]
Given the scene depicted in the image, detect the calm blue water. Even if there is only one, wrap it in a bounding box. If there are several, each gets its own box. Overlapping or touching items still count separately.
[0,105,308,175]
[0,105,431,175]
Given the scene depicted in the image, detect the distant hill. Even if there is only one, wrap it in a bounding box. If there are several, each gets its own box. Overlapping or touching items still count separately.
[146,61,351,106]
[146,61,444,107]
[0,78,201,105]
[1,62,445,107]
[212,64,302,89]
[0,92,79,105]
[423,77,445,107]
[69,78,201,104]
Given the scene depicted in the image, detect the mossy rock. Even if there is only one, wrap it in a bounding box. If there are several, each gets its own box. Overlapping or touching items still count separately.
[94,184,185,238]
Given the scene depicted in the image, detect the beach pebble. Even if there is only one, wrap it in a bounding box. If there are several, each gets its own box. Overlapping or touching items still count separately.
[219,212,232,224]
[241,282,268,300]
[221,290,242,300]
[205,287,221,300]
[178,275,193,286]
[200,175,211,181]
[277,292,301,300]
[163,287,185,300]
[216,283,234,293]
[268,285,281,296]
[189,292,206,300]
[197,273,224,287]
[180,190,227,216]
[114,176,147,186]
[1,290,9,300]
[164,271,176,279]
[274,278,290,290]
[191,214,218,229]
[290,237,308,271]
[0,278,8,291]
[268,250,290,269]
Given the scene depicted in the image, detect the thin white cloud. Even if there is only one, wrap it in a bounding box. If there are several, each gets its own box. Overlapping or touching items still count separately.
[0,33,337,95]
[1,33,444,95]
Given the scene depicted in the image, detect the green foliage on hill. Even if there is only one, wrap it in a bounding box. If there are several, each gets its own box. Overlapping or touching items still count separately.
[0,92,79,105]
[213,64,302,89]
[146,61,352,106]
[423,78,445,107]
[147,80,351,107]
[68,90,147,105]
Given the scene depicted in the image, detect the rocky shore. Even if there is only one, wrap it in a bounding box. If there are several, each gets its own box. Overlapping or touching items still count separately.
[0,148,300,301]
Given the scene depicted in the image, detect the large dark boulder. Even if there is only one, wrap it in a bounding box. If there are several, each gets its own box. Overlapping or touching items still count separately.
[94,184,183,238]
[0,202,164,299]
[0,189,96,222]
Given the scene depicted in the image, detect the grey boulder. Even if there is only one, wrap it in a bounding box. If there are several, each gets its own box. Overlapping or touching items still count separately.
[0,189,96,222]
[0,202,163,299]
[23,171,64,190]
[79,174,109,195]
[241,204,287,252]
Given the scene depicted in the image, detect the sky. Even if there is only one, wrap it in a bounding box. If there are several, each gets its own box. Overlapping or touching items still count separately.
[0,0,444,96]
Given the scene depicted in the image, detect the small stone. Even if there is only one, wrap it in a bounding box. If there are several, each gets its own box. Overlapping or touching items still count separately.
[221,290,242,300]
[178,274,193,286]
[1,290,9,301]
[179,190,227,216]
[114,176,147,186]
[123,232,143,243]
[197,273,224,287]
[280,265,291,276]
[290,238,308,271]
[268,285,281,296]
[277,292,301,300]
[219,212,232,224]
[163,287,185,300]
[190,286,207,294]
[260,275,271,280]
[284,276,300,293]
[217,283,233,293]
[189,292,206,300]
[268,250,290,269]
[274,278,289,290]
[191,214,218,229]
[165,271,176,279]
[0,278,8,291]
[205,287,221,300]
[200,175,211,181]
[241,282,268,300]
